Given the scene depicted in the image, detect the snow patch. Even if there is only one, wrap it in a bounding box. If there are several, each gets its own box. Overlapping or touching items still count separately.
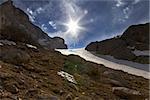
[57,71,77,84]
[0,40,16,45]
[56,48,150,79]
[26,44,37,49]
[132,50,150,56]
[112,87,141,95]
[0,43,3,46]
[127,46,135,50]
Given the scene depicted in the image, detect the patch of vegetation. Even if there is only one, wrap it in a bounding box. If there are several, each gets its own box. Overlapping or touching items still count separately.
[134,56,149,64]
[63,60,84,74]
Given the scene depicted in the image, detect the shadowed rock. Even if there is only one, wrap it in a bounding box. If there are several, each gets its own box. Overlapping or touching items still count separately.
[86,23,149,63]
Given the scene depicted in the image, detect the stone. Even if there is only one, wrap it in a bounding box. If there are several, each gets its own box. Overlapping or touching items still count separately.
[5,84,19,94]
[37,95,59,100]
[112,87,143,99]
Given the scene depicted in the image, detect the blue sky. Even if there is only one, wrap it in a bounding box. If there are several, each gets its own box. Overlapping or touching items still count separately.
[1,0,149,48]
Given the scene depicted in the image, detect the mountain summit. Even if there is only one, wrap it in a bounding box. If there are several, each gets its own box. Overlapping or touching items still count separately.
[0,0,67,49]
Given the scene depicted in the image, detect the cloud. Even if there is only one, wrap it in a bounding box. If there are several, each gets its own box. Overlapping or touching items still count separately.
[123,7,130,19]
[26,8,35,22]
[27,8,33,15]
[84,9,88,15]
[36,7,44,14]
[48,21,57,29]
[115,0,125,7]
[112,1,134,24]
[41,24,47,31]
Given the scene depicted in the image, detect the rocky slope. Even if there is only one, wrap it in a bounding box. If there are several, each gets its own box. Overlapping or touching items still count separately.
[0,0,67,49]
[0,40,149,100]
[86,23,149,64]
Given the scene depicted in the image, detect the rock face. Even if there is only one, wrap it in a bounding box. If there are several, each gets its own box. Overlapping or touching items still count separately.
[0,0,67,49]
[86,23,149,63]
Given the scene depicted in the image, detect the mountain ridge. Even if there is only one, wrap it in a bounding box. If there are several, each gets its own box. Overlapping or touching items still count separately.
[0,0,67,49]
[85,23,149,64]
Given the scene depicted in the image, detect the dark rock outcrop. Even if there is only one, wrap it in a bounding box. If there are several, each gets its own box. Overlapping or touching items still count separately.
[0,0,67,49]
[86,23,149,63]
[121,23,149,50]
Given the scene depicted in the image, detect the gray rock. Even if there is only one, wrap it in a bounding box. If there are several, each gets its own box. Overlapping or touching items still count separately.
[5,84,19,94]
[37,96,59,100]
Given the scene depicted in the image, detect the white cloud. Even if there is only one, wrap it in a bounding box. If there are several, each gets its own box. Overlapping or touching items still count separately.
[48,21,57,29]
[26,8,36,22]
[36,7,44,14]
[28,15,35,22]
[112,4,133,24]
[115,0,125,7]
[123,7,130,19]
[84,9,88,15]
[41,24,47,31]
[27,8,33,15]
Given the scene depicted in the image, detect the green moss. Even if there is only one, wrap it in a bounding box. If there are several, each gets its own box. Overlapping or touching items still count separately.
[134,56,149,64]
[63,60,84,74]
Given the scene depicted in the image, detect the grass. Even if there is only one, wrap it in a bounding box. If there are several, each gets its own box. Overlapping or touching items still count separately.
[63,60,84,74]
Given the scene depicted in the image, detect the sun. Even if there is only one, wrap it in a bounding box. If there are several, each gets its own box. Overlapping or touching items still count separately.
[66,19,80,34]
[63,16,85,37]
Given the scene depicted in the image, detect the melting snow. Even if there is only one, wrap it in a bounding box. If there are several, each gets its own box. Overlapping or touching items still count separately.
[127,46,135,50]
[0,43,3,46]
[26,44,37,49]
[112,87,141,95]
[0,40,16,45]
[56,48,150,79]
[132,50,150,56]
[57,71,77,84]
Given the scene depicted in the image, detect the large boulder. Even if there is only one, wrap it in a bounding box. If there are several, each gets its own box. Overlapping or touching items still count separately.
[0,0,67,49]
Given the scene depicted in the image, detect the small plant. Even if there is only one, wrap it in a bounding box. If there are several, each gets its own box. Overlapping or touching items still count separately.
[63,60,84,74]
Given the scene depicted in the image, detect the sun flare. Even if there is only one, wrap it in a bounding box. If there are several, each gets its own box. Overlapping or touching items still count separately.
[62,16,85,38]
[66,19,80,34]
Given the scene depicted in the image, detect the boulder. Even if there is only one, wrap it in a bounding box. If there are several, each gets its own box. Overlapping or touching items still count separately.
[112,87,146,100]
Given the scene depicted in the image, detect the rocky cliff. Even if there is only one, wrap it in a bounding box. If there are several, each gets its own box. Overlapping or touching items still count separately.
[0,0,67,49]
[86,23,149,64]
